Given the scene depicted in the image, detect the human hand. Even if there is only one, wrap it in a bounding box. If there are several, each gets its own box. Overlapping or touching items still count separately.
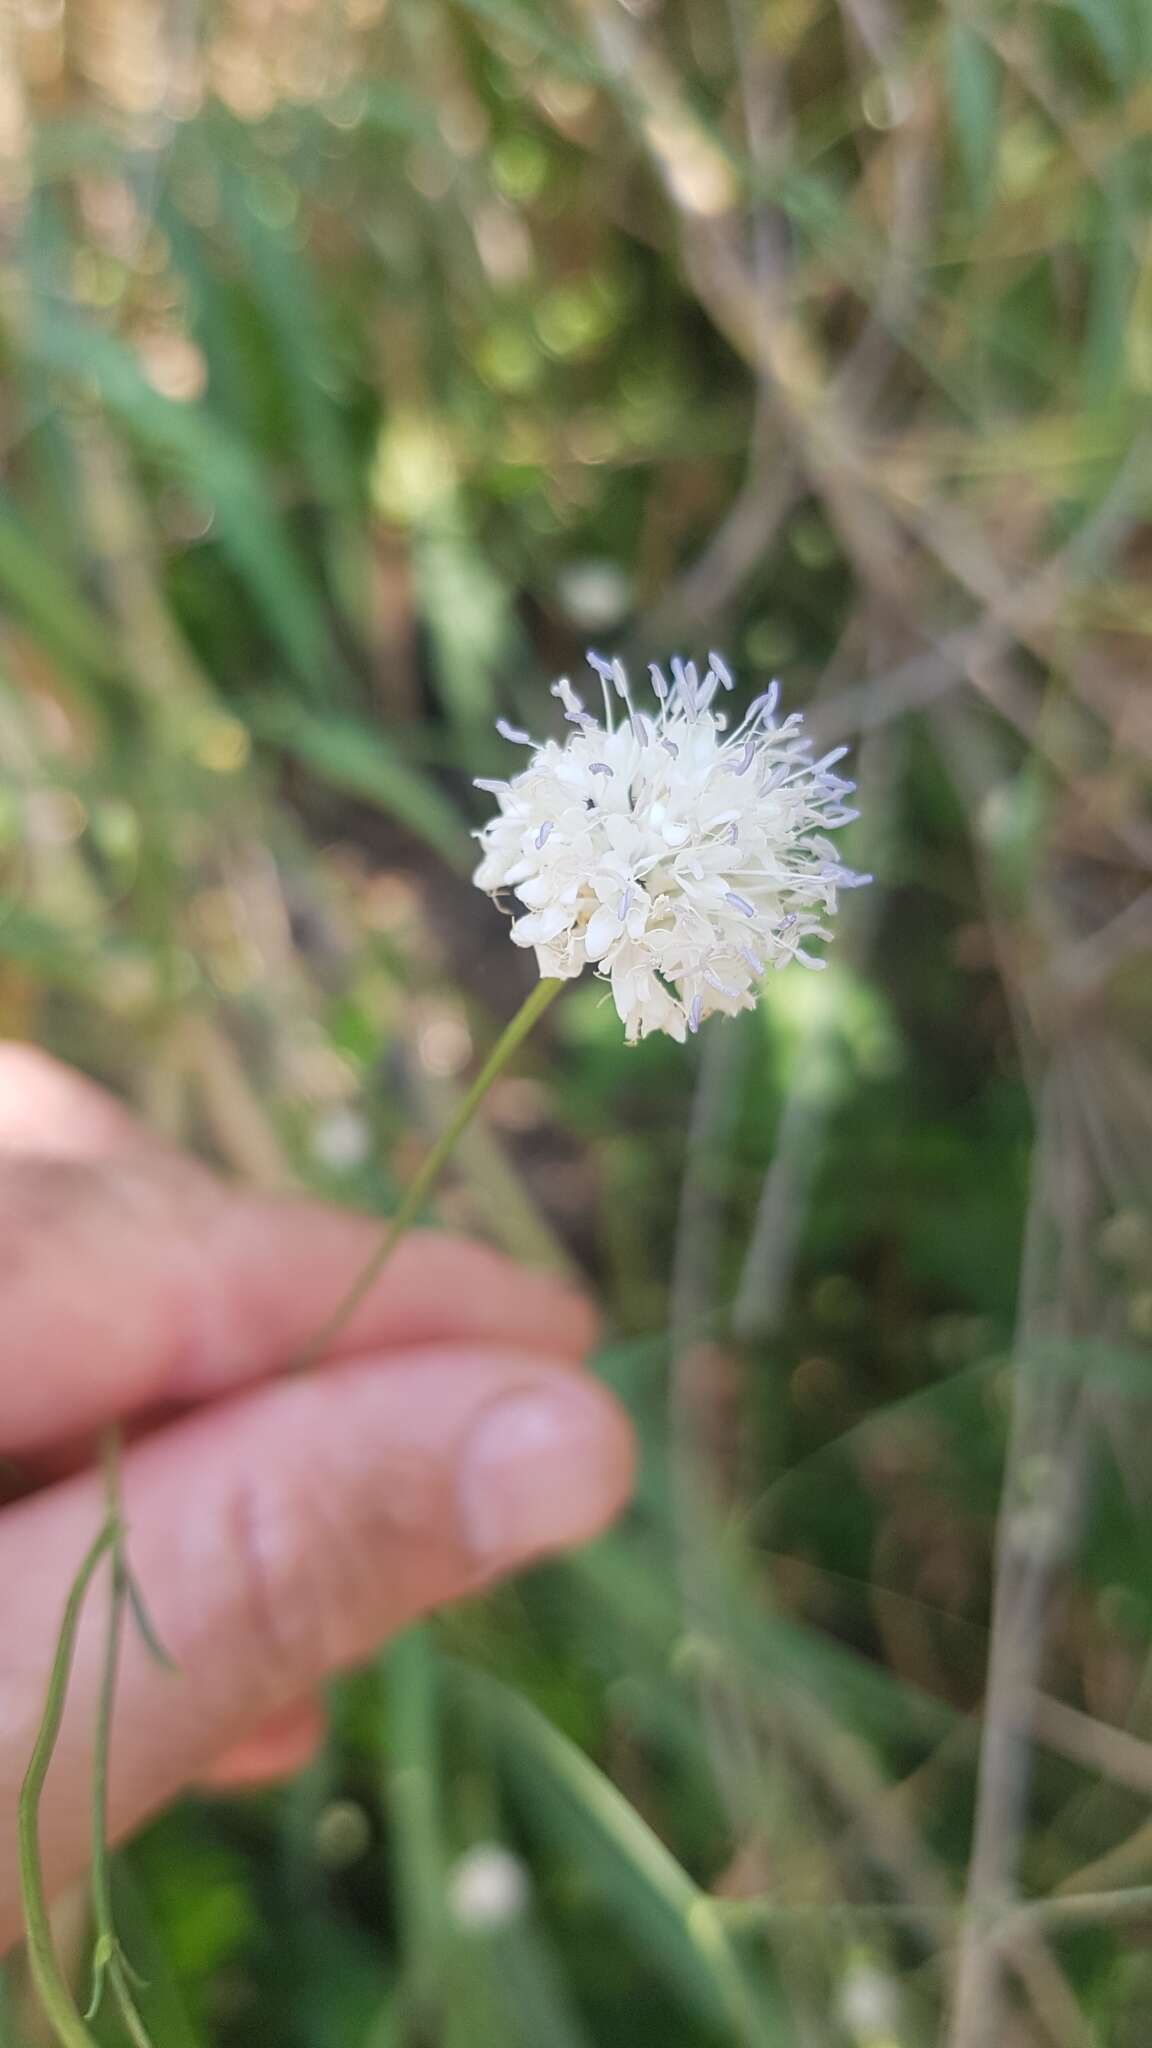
[0,1047,633,1950]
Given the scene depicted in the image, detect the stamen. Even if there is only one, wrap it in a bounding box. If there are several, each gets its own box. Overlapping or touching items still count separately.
[649,663,669,700]
[708,650,734,689]
[746,683,780,724]
[671,657,699,713]
[661,739,680,759]
[589,762,614,777]
[725,891,757,917]
[536,820,554,849]
[474,777,508,793]
[496,719,534,745]
[688,994,702,1033]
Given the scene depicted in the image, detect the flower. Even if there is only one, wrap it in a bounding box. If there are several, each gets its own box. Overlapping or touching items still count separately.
[472,652,869,1043]
[446,1843,531,1931]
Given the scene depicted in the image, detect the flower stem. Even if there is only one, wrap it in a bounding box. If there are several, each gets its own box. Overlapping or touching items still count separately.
[86,1430,155,2047]
[295,976,564,1373]
[18,1522,116,2048]
[19,1425,159,2048]
[88,1430,124,1994]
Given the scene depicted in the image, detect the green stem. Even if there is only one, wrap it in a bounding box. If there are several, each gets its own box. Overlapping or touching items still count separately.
[18,1523,116,2048]
[88,1430,125,1997]
[86,1428,154,2046]
[19,1426,157,2048]
[295,976,564,1372]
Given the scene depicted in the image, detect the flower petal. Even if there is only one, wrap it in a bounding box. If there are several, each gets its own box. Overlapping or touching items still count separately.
[585,903,622,961]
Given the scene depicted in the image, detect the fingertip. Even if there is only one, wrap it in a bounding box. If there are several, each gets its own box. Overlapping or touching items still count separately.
[458,1368,635,1570]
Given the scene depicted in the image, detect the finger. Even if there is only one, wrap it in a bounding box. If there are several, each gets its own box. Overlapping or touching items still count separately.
[199,1698,327,1790]
[0,1154,599,1452]
[0,1045,159,1161]
[0,1344,633,1946]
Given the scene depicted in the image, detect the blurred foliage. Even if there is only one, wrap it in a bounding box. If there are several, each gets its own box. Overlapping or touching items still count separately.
[3,0,1152,2042]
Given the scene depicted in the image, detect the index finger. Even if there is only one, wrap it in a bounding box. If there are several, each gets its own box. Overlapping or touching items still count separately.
[0,1043,162,1161]
[0,1057,598,1454]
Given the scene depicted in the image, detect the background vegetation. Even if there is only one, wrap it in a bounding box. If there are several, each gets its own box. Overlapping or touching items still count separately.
[2,0,1152,2040]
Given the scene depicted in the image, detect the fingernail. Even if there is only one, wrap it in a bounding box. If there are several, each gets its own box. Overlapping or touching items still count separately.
[459,1384,623,1564]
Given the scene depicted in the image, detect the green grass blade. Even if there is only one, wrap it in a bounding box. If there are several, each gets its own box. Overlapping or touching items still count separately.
[15,311,345,700]
[247,700,472,868]
[458,1668,781,2047]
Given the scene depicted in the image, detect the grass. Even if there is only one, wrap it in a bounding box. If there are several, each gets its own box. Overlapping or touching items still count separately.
[3,0,1152,2041]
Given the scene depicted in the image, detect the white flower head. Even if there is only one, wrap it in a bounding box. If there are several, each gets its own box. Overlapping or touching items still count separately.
[473,652,869,1044]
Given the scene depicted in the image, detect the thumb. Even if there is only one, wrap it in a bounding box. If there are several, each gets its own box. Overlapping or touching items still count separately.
[0,1345,633,1947]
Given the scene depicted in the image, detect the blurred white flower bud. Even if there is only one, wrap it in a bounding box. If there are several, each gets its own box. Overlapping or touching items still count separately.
[837,1956,900,2044]
[310,1106,370,1172]
[446,1843,531,1932]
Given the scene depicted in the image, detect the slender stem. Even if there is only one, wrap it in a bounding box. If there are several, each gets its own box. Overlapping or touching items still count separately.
[718,1883,1152,1940]
[18,1523,116,2048]
[86,1427,155,2045]
[88,1430,125,1992]
[947,1072,1094,2047]
[20,1424,157,2048]
[294,977,564,1372]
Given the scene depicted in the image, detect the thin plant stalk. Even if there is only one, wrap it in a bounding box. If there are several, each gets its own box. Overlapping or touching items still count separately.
[18,1424,155,2048]
[87,1430,125,2010]
[294,975,563,1371]
[86,1431,154,2048]
[18,1522,116,2048]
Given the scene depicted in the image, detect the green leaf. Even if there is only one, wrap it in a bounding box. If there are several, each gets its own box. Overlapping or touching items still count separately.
[0,500,119,690]
[414,524,512,736]
[247,700,472,868]
[459,1670,779,2047]
[217,164,361,520]
[16,310,345,701]
[1083,167,1137,405]
[946,23,1001,212]
[1064,0,1131,80]
[382,1629,448,1999]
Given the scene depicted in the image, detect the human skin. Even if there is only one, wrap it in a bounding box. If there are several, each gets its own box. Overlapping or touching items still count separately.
[0,1045,634,1952]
